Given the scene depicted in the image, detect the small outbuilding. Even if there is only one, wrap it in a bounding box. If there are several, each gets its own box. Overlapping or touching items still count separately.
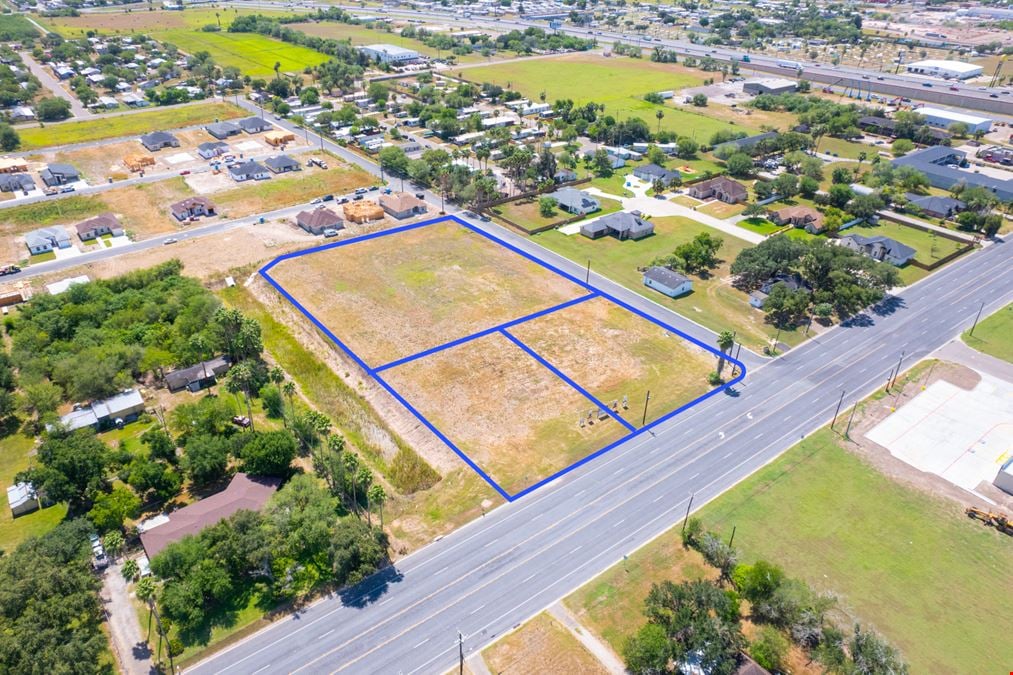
[7,483,40,517]
[643,266,693,298]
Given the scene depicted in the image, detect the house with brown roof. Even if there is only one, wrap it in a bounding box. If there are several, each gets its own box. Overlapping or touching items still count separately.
[343,200,385,223]
[688,176,748,204]
[378,192,427,219]
[170,196,216,221]
[76,213,124,241]
[296,207,344,235]
[139,473,280,558]
[770,205,825,233]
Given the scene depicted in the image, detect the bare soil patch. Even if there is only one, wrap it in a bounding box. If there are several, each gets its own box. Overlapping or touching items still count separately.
[510,296,715,426]
[267,220,585,366]
[482,612,609,675]
[383,332,628,496]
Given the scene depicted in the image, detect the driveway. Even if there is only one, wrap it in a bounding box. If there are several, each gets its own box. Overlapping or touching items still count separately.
[101,559,156,675]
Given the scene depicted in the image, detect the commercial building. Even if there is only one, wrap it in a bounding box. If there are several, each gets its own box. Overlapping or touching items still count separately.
[904,59,982,80]
[359,44,421,65]
[892,146,1013,202]
[913,107,992,134]
[742,78,797,96]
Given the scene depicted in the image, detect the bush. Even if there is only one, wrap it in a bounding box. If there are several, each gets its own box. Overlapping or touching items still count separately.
[751,626,789,672]
[389,446,440,493]
[708,371,724,386]
[681,516,703,548]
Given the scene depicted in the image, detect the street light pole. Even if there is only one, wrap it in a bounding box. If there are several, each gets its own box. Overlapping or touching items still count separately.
[968,301,985,336]
[890,350,905,388]
[641,390,651,426]
[458,631,464,675]
[830,389,846,429]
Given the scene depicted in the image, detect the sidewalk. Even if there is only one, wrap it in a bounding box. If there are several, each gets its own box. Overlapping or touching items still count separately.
[546,601,626,674]
[935,339,1013,383]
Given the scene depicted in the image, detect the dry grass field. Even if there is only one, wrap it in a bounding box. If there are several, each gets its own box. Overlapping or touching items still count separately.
[266,220,586,366]
[509,297,716,426]
[482,612,609,675]
[381,332,628,496]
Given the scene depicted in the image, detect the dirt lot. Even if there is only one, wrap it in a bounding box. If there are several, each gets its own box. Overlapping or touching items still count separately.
[266,220,586,366]
[482,612,609,675]
[509,296,716,426]
[383,331,628,496]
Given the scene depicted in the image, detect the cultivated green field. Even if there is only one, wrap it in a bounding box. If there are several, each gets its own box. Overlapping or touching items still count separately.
[17,102,245,150]
[464,54,754,140]
[0,14,42,41]
[962,303,1012,363]
[155,29,330,77]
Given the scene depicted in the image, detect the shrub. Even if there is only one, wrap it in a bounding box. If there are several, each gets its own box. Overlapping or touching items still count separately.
[751,626,789,672]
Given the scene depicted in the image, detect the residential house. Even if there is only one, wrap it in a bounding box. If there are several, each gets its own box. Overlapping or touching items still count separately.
[551,187,600,216]
[643,266,693,298]
[164,356,231,393]
[770,205,825,234]
[905,194,965,219]
[892,146,1013,201]
[749,272,811,308]
[75,213,124,241]
[581,210,654,241]
[237,116,271,134]
[25,226,71,254]
[632,163,681,187]
[715,131,779,154]
[205,121,241,140]
[40,163,80,187]
[264,155,301,174]
[688,176,748,204]
[606,153,626,170]
[839,234,916,266]
[123,153,155,172]
[7,483,40,517]
[0,157,28,173]
[170,196,216,221]
[554,168,577,183]
[0,173,34,193]
[378,192,427,220]
[296,207,344,235]
[229,160,270,182]
[139,130,179,151]
[58,389,146,432]
[139,473,280,559]
[197,141,228,159]
[9,106,34,122]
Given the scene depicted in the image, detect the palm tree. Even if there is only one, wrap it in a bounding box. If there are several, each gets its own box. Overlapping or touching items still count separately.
[136,577,157,640]
[344,453,359,511]
[716,330,735,376]
[368,484,387,528]
[282,381,296,424]
[656,109,665,134]
[857,151,867,165]
[273,61,281,80]
[357,468,373,525]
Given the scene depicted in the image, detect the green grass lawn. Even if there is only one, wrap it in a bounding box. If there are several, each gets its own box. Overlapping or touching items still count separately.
[962,303,1012,363]
[17,102,245,150]
[534,216,807,351]
[698,425,1013,674]
[28,250,57,264]
[735,217,781,235]
[154,29,330,77]
[817,136,874,160]
[492,195,621,232]
[0,432,68,551]
[464,54,753,140]
[843,220,969,286]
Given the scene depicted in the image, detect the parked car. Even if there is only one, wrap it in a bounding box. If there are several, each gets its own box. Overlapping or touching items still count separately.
[353,194,363,201]
[310,197,322,204]
[368,185,379,191]
[415,193,425,200]
[322,194,334,202]
[232,415,251,428]
[323,228,339,238]
[354,187,368,195]
[163,237,178,245]
[59,186,75,193]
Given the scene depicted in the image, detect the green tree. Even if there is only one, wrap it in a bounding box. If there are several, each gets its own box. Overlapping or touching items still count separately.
[36,96,72,121]
[182,434,230,486]
[716,330,735,376]
[742,202,766,218]
[88,486,141,532]
[378,145,409,178]
[18,380,62,431]
[646,144,667,166]
[799,175,819,198]
[239,430,297,477]
[17,431,109,506]
[538,196,557,218]
[623,623,669,674]
[692,93,708,107]
[329,518,389,585]
[725,152,753,177]
[772,173,799,198]
[677,136,699,159]
[850,624,908,674]
[751,626,789,672]
[0,123,20,151]
[122,558,140,581]
[103,530,124,559]
[368,484,387,527]
[891,138,915,156]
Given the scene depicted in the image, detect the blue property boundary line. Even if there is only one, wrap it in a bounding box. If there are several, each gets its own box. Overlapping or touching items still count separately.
[500,328,638,433]
[259,214,747,501]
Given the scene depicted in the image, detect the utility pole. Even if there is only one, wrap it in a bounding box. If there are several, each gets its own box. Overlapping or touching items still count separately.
[458,631,464,675]
[641,390,651,426]
[968,301,985,336]
[830,389,846,429]
[585,259,591,286]
[681,493,695,533]
[844,402,858,440]
[890,350,905,389]
[728,525,736,548]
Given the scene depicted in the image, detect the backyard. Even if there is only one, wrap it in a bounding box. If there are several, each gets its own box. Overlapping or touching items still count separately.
[0,432,68,551]
[534,216,805,352]
[463,54,755,140]
[491,194,621,232]
[844,219,969,285]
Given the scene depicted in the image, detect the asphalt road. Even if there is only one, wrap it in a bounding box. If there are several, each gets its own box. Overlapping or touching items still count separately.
[187,227,1012,675]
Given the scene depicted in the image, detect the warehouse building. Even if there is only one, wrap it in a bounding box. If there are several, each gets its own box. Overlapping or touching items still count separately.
[358,44,421,65]
[743,78,797,96]
[904,59,982,80]
[914,107,992,135]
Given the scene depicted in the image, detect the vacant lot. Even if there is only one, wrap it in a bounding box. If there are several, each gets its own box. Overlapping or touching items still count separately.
[464,54,752,139]
[17,103,245,150]
[290,21,496,65]
[383,331,628,496]
[266,220,586,366]
[510,296,715,426]
[38,7,297,36]
[534,217,806,351]
[818,136,873,160]
[482,612,608,674]
[962,302,1012,363]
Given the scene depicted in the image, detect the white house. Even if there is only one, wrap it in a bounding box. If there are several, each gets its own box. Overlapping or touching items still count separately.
[643,266,693,298]
[7,483,40,517]
[359,44,421,65]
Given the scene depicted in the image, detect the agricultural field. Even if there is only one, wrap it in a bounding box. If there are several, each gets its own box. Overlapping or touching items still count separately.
[463,54,754,140]
[534,216,806,351]
[962,303,1012,364]
[36,7,298,37]
[0,14,43,41]
[481,612,608,674]
[264,218,725,497]
[16,102,245,151]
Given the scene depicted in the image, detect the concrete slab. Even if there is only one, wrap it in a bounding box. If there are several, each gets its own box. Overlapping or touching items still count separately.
[165,152,195,165]
[866,374,1013,491]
